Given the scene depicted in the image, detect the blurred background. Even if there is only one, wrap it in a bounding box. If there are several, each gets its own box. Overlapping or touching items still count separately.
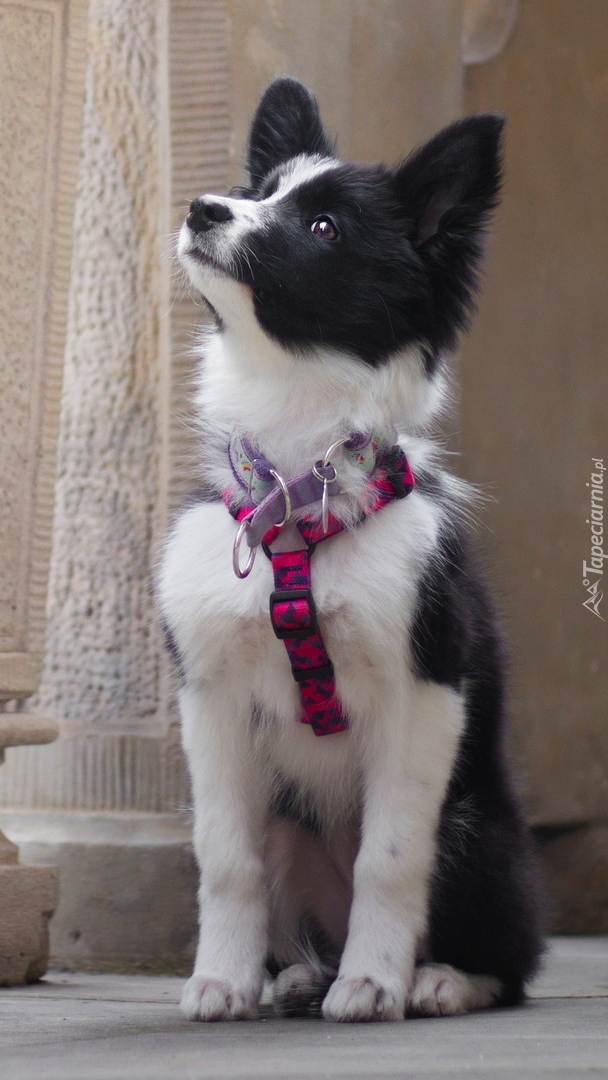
[0,0,606,974]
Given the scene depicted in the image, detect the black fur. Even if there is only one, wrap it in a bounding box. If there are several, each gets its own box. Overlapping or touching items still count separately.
[410,523,543,1000]
[247,77,335,189]
[161,620,186,683]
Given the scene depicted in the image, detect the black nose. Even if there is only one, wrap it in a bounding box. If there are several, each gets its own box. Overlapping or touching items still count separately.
[186,196,233,233]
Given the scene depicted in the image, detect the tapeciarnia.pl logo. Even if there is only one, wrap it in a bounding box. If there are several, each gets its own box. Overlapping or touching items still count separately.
[582,458,605,620]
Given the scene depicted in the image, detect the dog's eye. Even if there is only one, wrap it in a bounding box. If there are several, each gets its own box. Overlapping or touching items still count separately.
[310,216,339,241]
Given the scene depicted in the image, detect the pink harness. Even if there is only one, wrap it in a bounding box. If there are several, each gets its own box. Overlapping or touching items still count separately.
[224,435,415,736]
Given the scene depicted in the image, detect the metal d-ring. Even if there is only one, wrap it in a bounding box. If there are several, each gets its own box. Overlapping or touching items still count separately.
[312,459,338,534]
[232,517,257,579]
[269,468,292,528]
[320,435,352,468]
[312,435,351,533]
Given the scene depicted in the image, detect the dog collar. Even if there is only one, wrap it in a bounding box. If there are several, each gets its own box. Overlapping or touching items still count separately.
[225,433,415,571]
[229,430,387,505]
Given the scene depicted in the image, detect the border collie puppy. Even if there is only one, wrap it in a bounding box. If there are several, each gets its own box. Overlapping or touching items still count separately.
[159,77,542,1022]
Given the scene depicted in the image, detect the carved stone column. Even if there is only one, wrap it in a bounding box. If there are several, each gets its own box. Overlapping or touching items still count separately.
[0,0,205,973]
[0,0,89,981]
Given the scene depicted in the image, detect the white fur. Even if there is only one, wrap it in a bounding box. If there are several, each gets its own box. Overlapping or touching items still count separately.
[409,964,502,1017]
[159,157,481,1022]
[265,154,340,201]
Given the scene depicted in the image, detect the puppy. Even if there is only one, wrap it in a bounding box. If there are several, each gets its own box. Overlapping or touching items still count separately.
[159,77,542,1022]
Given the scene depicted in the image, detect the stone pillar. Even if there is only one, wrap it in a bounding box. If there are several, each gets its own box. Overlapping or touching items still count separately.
[0,0,90,981]
[0,0,200,973]
[0,0,473,971]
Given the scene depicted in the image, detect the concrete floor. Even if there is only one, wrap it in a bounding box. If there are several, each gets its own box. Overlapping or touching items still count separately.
[2,938,607,1080]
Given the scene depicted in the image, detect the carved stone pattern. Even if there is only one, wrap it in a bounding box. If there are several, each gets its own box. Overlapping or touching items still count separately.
[33,0,166,731]
[0,0,88,698]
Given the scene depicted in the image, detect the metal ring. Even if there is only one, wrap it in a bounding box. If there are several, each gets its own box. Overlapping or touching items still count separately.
[310,437,352,534]
[322,479,331,534]
[232,518,257,579]
[321,435,351,468]
[269,468,292,528]
[312,460,338,484]
[312,460,339,534]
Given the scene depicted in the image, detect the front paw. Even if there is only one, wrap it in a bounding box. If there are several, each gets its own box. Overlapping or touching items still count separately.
[322,975,405,1022]
[181,974,259,1021]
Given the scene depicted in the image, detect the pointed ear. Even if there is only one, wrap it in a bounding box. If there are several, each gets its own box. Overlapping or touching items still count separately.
[247,77,335,189]
[394,114,505,249]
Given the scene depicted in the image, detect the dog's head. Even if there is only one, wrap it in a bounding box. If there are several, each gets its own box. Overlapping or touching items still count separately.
[179,77,503,373]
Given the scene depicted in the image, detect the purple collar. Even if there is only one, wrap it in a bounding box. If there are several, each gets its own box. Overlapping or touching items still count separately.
[229,430,389,505]
[226,431,398,568]
[224,433,415,577]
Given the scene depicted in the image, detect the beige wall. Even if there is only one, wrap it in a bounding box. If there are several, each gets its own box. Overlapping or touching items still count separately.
[226,0,463,172]
[462,0,608,824]
[462,0,608,927]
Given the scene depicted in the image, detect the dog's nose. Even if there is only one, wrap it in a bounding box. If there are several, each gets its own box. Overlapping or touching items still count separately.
[186,196,233,233]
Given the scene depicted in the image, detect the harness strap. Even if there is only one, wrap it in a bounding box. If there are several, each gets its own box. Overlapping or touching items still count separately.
[269,549,347,736]
[226,442,416,737]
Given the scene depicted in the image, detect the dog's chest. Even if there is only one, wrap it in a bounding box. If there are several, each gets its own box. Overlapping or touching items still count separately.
[164,488,439,691]
[161,483,445,808]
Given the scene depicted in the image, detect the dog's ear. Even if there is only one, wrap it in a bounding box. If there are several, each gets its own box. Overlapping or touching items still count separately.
[394,114,505,250]
[247,77,335,189]
[393,114,504,345]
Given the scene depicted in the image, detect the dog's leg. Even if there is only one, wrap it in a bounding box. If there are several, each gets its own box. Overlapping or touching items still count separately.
[322,680,465,1022]
[179,682,268,1021]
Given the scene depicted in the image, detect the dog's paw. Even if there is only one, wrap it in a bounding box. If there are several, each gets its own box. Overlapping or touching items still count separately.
[408,963,502,1017]
[180,974,259,1021]
[273,963,335,1018]
[322,975,405,1022]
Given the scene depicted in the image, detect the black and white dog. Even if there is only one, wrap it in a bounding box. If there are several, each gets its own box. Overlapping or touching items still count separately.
[159,77,542,1022]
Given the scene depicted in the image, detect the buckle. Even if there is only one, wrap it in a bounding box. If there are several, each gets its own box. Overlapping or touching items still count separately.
[269,588,317,640]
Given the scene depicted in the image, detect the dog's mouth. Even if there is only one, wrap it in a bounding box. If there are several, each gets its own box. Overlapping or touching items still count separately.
[184,241,258,290]
[182,244,234,278]
[181,243,255,317]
